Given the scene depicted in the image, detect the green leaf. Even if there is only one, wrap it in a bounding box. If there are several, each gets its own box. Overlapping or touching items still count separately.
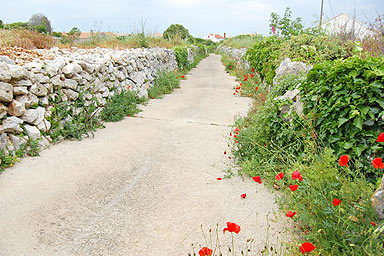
[343,142,354,149]
[337,117,349,127]
[353,146,364,157]
[353,116,363,130]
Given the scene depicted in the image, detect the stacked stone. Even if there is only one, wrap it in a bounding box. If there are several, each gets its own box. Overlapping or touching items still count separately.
[0,47,197,154]
[216,45,250,70]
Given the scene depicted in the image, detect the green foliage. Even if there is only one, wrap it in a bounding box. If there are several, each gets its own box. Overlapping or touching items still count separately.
[148,70,183,99]
[100,90,146,122]
[220,34,264,48]
[269,7,304,38]
[5,22,30,30]
[300,56,384,179]
[47,90,100,142]
[246,36,283,85]
[269,73,305,99]
[174,46,190,70]
[163,24,190,41]
[0,20,4,29]
[52,31,63,37]
[28,13,52,34]
[68,27,81,37]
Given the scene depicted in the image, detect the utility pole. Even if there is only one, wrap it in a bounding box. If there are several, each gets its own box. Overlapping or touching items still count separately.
[319,0,324,28]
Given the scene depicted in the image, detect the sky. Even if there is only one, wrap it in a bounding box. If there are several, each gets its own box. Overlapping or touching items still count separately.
[1,0,383,38]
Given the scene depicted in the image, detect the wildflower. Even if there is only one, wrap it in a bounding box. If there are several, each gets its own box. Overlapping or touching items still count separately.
[370,221,376,226]
[333,198,341,207]
[217,178,222,180]
[241,193,246,199]
[377,132,384,142]
[223,222,241,234]
[127,115,130,117]
[181,75,185,79]
[272,25,276,35]
[251,67,255,72]
[289,184,299,191]
[339,155,349,167]
[286,211,296,218]
[199,247,213,256]
[224,151,227,155]
[299,242,316,254]
[372,158,384,169]
[275,172,284,180]
[252,176,262,184]
[298,176,303,181]
[176,76,179,79]
[291,171,301,180]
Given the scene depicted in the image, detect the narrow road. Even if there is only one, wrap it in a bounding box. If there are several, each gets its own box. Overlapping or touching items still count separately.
[0,54,287,256]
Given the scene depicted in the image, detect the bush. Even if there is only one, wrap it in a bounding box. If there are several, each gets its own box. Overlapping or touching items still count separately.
[100,90,146,122]
[269,73,305,99]
[299,56,384,179]
[163,24,190,41]
[173,46,190,70]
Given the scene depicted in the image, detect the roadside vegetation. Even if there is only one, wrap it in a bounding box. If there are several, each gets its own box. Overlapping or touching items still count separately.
[218,7,384,256]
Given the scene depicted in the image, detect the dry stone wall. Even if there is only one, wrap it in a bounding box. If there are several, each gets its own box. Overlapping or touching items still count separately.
[0,46,198,154]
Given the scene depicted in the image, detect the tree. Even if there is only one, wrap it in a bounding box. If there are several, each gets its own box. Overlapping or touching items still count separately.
[29,13,52,34]
[269,7,304,38]
[0,20,3,29]
[163,24,190,41]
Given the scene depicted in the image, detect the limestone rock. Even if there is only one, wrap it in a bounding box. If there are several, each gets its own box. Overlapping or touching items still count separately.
[16,93,39,109]
[21,109,39,124]
[34,73,50,84]
[62,89,79,101]
[275,58,312,81]
[0,63,11,82]
[14,79,32,87]
[46,58,65,76]
[13,86,28,96]
[2,116,24,133]
[0,82,13,102]
[63,79,78,90]
[0,56,15,65]
[7,100,26,117]
[0,103,8,118]
[30,84,48,96]
[37,119,51,132]
[8,64,29,80]
[372,175,384,219]
[62,63,82,77]
[24,125,41,140]
[32,107,45,126]
[50,75,63,87]
[9,134,27,151]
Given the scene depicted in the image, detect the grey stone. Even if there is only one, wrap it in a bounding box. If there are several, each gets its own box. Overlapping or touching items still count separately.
[9,134,27,151]
[0,82,13,102]
[14,79,32,87]
[62,63,82,77]
[293,96,304,116]
[131,71,145,85]
[0,63,11,82]
[34,73,50,83]
[46,58,65,76]
[284,89,300,101]
[372,174,384,219]
[63,79,78,90]
[24,125,41,140]
[16,93,39,109]
[32,107,45,126]
[7,100,26,117]
[50,75,63,87]
[37,119,51,132]
[2,116,24,133]
[13,86,28,96]
[62,89,79,101]
[8,64,29,80]
[39,96,49,106]
[30,84,48,97]
[0,56,15,65]
[0,103,7,119]
[21,109,39,124]
[39,136,50,149]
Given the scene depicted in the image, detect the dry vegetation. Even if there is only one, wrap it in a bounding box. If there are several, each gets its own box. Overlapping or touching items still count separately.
[0,29,55,49]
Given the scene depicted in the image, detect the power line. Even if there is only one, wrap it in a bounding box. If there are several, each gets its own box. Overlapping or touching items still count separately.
[327,0,336,18]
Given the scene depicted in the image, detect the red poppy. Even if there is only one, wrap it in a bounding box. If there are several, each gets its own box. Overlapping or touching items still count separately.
[223,222,241,234]
[275,172,284,180]
[217,178,222,180]
[339,155,349,167]
[257,72,260,74]
[298,176,303,181]
[251,67,255,72]
[230,66,232,69]
[233,93,235,95]
[181,75,185,79]
[370,221,376,226]
[289,184,299,191]
[241,193,246,198]
[255,87,259,91]
[224,151,227,155]
[127,115,130,117]
[377,132,384,142]
[299,242,316,254]
[252,176,262,184]
[234,127,240,134]
[176,76,179,79]
[372,158,384,169]
[333,198,341,207]
[286,211,296,218]
[291,171,301,180]
[199,247,213,256]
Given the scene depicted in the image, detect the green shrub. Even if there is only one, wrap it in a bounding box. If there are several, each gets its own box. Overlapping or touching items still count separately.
[148,70,183,99]
[270,73,305,99]
[174,46,190,70]
[300,56,384,179]
[100,90,146,122]
[163,24,190,41]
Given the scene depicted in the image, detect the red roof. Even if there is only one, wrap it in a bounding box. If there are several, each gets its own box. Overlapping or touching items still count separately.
[215,34,224,39]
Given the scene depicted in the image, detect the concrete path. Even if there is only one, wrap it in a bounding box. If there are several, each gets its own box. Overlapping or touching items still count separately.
[0,54,287,256]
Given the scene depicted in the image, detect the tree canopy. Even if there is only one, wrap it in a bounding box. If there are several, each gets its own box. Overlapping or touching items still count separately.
[163,24,190,40]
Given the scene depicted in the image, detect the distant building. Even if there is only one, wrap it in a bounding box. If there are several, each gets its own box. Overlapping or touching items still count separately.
[321,13,373,39]
[202,33,226,42]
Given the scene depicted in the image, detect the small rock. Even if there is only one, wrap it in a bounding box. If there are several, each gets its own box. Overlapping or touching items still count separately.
[372,174,384,219]
[21,109,39,124]
[8,64,29,80]
[0,82,13,102]
[13,86,28,96]
[63,79,78,90]
[24,125,41,140]
[62,89,79,101]
[30,84,48,96]
[34,73,50,84]
[50,75,63,87]
[62,63,82,77]
[37,119,51,132]
[46,58,65,76]
[9,134,27,151]
[7,100,26,117]
[0,103,8,118]
[0,63,11,82]
[0,56,16,65]
[2,116,24,133]
[14,79,32,87]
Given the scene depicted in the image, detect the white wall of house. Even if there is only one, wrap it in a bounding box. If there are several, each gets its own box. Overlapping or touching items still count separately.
[202,34,224,43]
[322,13,373,39]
